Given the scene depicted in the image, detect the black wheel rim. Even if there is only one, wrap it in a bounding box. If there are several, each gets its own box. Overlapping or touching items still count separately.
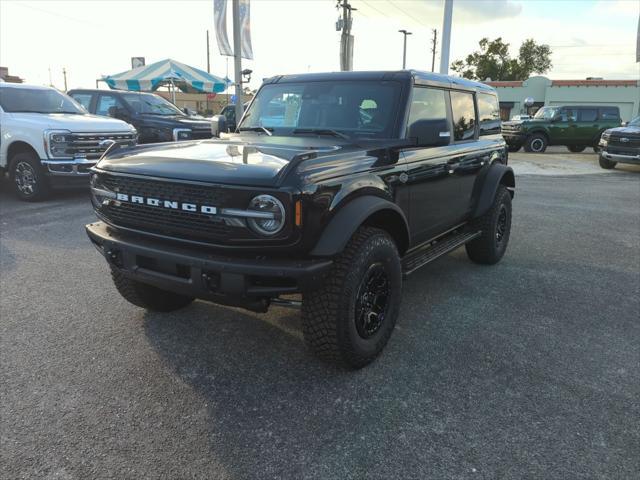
[15,161,37,196]
[355,263,390,339]
[531,138,544,152]
[496,205,507,245]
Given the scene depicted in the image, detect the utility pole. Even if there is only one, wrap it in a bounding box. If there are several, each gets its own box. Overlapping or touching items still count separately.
[398,29,412,69]
[439,0,453,74]
[337,0,355,71]
[431,29,438,72]
[62,67,68,91]
[206,30,211,73]
[232,0,243,125]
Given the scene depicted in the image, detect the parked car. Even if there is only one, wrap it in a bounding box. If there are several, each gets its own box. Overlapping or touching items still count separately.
[0,83,136,201]
[86,70,514,369]
[218,103,247,132]
[67,89,213,144]
[502,105,621,153]
[598,116,640,169]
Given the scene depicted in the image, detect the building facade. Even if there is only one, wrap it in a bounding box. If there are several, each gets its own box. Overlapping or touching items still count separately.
[486,76,640,122]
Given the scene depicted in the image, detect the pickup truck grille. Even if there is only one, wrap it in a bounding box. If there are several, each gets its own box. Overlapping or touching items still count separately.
[68,132,137,160]
[608,135,640,148]
[96,173,240,243]
[191,126,213,140]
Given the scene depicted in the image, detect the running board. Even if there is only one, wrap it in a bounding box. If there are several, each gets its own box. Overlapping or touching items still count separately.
[402,230,481,276]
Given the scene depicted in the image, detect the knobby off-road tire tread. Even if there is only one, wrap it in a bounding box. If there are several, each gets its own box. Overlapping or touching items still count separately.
[301,227,401,369]
[111,268,194,312]
[465,185,512,265]
[598,155,616,169]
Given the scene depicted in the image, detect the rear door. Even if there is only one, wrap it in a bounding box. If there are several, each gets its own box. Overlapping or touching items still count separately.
[576,107,599,144]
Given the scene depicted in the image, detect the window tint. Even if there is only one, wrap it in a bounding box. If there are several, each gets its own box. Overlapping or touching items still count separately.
[579,108,597,122]
[558,107,577,122]
[70,93,92,111]
[96,95,122,116]
[477,92,500,135]
[450,91,476,141]
[407,87,447,128]
[599,107,619,120]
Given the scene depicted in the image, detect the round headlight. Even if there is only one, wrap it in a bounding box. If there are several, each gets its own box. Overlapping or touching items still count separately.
[247,195,285,236]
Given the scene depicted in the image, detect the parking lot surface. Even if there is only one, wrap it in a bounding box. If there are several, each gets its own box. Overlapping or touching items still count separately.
[1,168,639,479]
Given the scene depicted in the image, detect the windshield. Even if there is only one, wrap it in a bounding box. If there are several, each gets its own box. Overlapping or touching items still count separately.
[239,80,403,139]
[121,92,183,116]
[628,116,640,127]
[534,107,558,120]
[0,87,86,114]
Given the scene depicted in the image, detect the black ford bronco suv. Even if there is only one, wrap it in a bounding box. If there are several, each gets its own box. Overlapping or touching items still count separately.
[502,105,621,153]
[86,71,514,368]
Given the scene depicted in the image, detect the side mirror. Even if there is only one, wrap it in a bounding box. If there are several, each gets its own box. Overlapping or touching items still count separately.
[408,118,450,147]
[210,115,228,137]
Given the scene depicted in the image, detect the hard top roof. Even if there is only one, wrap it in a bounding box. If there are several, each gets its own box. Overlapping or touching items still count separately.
[262,70,496,93]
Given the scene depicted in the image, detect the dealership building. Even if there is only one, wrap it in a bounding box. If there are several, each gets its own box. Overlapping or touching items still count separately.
[486,76,640,122]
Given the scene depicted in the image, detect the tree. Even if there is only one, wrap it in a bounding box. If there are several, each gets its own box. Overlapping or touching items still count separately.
[451,37,552,81]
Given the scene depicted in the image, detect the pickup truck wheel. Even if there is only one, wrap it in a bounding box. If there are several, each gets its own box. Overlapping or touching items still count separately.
[508,145,521,153]
[567,145,586,153]
[301,227,402,369]
[465,185,512,265]
[10,152,50,201]
[110,268,194,312]
[524,134,547,153]
[598,154,617,170]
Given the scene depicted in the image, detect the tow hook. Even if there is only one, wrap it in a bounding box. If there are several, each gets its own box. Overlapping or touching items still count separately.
[105,248,123,268]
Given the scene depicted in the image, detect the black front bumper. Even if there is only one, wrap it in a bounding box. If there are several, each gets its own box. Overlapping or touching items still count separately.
[502,132,526,146]
[86,222,332,308]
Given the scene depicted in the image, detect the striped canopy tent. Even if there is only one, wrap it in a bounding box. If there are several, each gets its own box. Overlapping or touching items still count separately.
[102,59,228,95]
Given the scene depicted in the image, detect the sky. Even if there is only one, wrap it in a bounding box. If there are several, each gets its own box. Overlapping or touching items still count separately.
[0,0,638,91]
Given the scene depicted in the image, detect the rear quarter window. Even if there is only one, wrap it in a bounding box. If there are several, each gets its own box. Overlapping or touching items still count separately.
[477,92,500,135]
[599,107,620,121]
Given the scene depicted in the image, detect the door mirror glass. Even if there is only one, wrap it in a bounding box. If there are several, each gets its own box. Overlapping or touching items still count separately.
[408,118,450,147]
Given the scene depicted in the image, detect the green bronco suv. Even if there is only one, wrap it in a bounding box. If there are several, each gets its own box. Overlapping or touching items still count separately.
[502,105,622,153]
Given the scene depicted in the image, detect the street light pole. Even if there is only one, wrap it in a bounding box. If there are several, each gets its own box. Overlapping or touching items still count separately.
[439,0,453,74]
[398,29,412,69]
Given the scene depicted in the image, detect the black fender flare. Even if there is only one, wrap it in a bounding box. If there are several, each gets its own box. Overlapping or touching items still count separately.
[310,195,410,257]
[471,163,515,218]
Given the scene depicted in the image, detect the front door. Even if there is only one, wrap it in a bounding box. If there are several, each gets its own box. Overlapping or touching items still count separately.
[548,106,578,144]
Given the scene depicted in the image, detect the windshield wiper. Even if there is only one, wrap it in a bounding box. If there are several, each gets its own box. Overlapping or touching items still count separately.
[292,128,350,140]
[238,126,273,136]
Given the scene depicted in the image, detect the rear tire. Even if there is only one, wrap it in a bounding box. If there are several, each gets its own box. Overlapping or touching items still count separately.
[598,155,617,170]
[567,145,586,153]
[301,227,402,369]
[111,268,194,312]
[524,134,547,153]
[466,185,512,265]
[10,152,50,201]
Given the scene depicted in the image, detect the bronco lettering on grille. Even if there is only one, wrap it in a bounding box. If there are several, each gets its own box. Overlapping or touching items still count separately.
[115,193,217,214]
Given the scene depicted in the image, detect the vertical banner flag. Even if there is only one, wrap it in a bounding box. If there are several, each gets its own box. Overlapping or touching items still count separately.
[636,12,639,63]
[214,0,233,56]
[239,0,254,60]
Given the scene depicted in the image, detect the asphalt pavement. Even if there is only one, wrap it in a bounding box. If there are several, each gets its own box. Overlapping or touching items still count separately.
[1,167,639,479]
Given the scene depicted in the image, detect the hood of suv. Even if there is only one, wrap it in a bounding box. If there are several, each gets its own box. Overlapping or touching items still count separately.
[11,112,134,132]
[96,135,348,187]
[605,124,640,136]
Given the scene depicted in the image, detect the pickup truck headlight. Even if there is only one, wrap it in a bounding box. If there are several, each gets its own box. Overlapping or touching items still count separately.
[173,128,192,141]
[246,195,285,236]
[44,129,73,159]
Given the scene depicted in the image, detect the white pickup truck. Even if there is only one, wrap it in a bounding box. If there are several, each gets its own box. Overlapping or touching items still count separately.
[0,82,137,200]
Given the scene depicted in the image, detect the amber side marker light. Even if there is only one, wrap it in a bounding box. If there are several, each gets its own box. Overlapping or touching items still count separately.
[295,201,302,226]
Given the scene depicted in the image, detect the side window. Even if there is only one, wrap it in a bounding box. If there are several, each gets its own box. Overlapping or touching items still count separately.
[477,92,500,135]
[407,87,447,128]
[599,107,619,120]
[71,93,92,112]
[450,91,476,141]
[96,95,122,116]
[579,108,598,122]
[559,108,577,122]
[222,106,235,123]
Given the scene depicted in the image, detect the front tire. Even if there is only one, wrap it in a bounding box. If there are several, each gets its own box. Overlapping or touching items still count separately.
[111,268,194,312]
[466,185,512,265]
[10,152,50,201]
[598,154,617,170]
[301,227,402,369]
[524,134,547,153]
